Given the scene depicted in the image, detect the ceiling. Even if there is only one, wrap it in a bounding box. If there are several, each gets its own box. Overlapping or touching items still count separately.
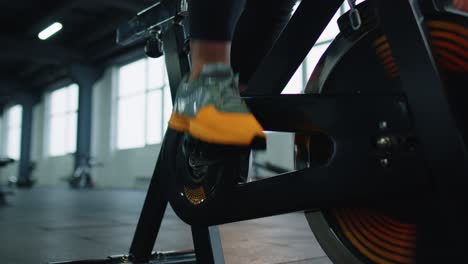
[0,0,155,106]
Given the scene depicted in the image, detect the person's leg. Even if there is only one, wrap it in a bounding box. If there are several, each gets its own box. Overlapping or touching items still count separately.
[188,0,245,80]
[231,0,297,93]
[229,0,297,181]
[189,41,231,80]
[169,0,266,148]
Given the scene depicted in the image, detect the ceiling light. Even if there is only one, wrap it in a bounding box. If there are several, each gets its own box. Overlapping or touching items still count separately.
[38,22,63,40]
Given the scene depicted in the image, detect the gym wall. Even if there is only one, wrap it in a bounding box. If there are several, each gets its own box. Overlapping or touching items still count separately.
[1,67,295,189]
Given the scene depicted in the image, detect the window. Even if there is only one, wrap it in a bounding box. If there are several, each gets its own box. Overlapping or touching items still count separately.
[48,84,79,156]
[5,105,22,160]
[344,0,367,11]
[116,56,170,149]
[305,42,332,78]
[282,65,305,94]
[317,7,342,44]
[282,4,345,94]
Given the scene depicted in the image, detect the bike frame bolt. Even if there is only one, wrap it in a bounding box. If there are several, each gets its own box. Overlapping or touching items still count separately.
[380,158,390,167]
[379,121,388,129]
[377,136,392,148]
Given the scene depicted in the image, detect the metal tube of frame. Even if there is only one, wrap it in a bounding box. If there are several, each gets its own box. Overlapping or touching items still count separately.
[129,19,191,262]
[128,154,169,263]
[162,21,190,102]
[377,0,468,263]
[245,94,412,135]
[247,0,343,95]
[191,226,225,264]
[165,95,429,226]
[172,135,427,226]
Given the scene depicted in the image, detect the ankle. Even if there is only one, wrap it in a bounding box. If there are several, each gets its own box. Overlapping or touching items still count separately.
[189,40,231,80]
[189,63,233,81]
[239,84,248,94]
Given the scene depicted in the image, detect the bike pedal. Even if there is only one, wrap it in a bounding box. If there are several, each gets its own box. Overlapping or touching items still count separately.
[251,136,266,150]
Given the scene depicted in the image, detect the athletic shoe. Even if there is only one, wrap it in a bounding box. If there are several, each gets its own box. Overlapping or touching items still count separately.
[168,63,266,149]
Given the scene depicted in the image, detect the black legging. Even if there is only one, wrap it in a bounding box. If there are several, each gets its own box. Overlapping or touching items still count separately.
[189,0,297,85]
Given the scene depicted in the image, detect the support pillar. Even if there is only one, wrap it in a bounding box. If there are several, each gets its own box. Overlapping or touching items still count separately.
[68,64,102,171]
[17,93,37,187]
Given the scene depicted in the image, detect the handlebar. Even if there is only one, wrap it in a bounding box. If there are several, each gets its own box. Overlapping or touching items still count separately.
[115,0,467,48]
[116,0,188,46]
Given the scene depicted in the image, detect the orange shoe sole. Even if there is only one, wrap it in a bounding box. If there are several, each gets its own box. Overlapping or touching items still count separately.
[168,105,266,147]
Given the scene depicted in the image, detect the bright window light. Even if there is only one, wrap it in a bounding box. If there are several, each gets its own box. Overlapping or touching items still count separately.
[6,105,23,160]
[116,57,170,149]
[38,22,63,40]
[48,84,79,156]
[282,65,304,94]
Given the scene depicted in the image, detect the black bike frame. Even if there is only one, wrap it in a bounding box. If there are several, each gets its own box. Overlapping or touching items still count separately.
[116,0,468,263]
[379,1,468,263]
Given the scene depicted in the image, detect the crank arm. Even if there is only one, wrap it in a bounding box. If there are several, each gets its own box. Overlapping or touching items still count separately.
[244,94,412,135]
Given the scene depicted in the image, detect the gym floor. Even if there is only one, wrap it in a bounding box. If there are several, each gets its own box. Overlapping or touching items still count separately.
[0,188,332,264]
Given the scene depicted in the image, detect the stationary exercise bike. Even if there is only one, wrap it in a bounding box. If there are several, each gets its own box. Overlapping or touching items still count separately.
[67,153,102,189]
[52,0,467,263]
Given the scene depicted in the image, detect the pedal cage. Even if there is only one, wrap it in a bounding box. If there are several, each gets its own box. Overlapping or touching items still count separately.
[176,134,243,207]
